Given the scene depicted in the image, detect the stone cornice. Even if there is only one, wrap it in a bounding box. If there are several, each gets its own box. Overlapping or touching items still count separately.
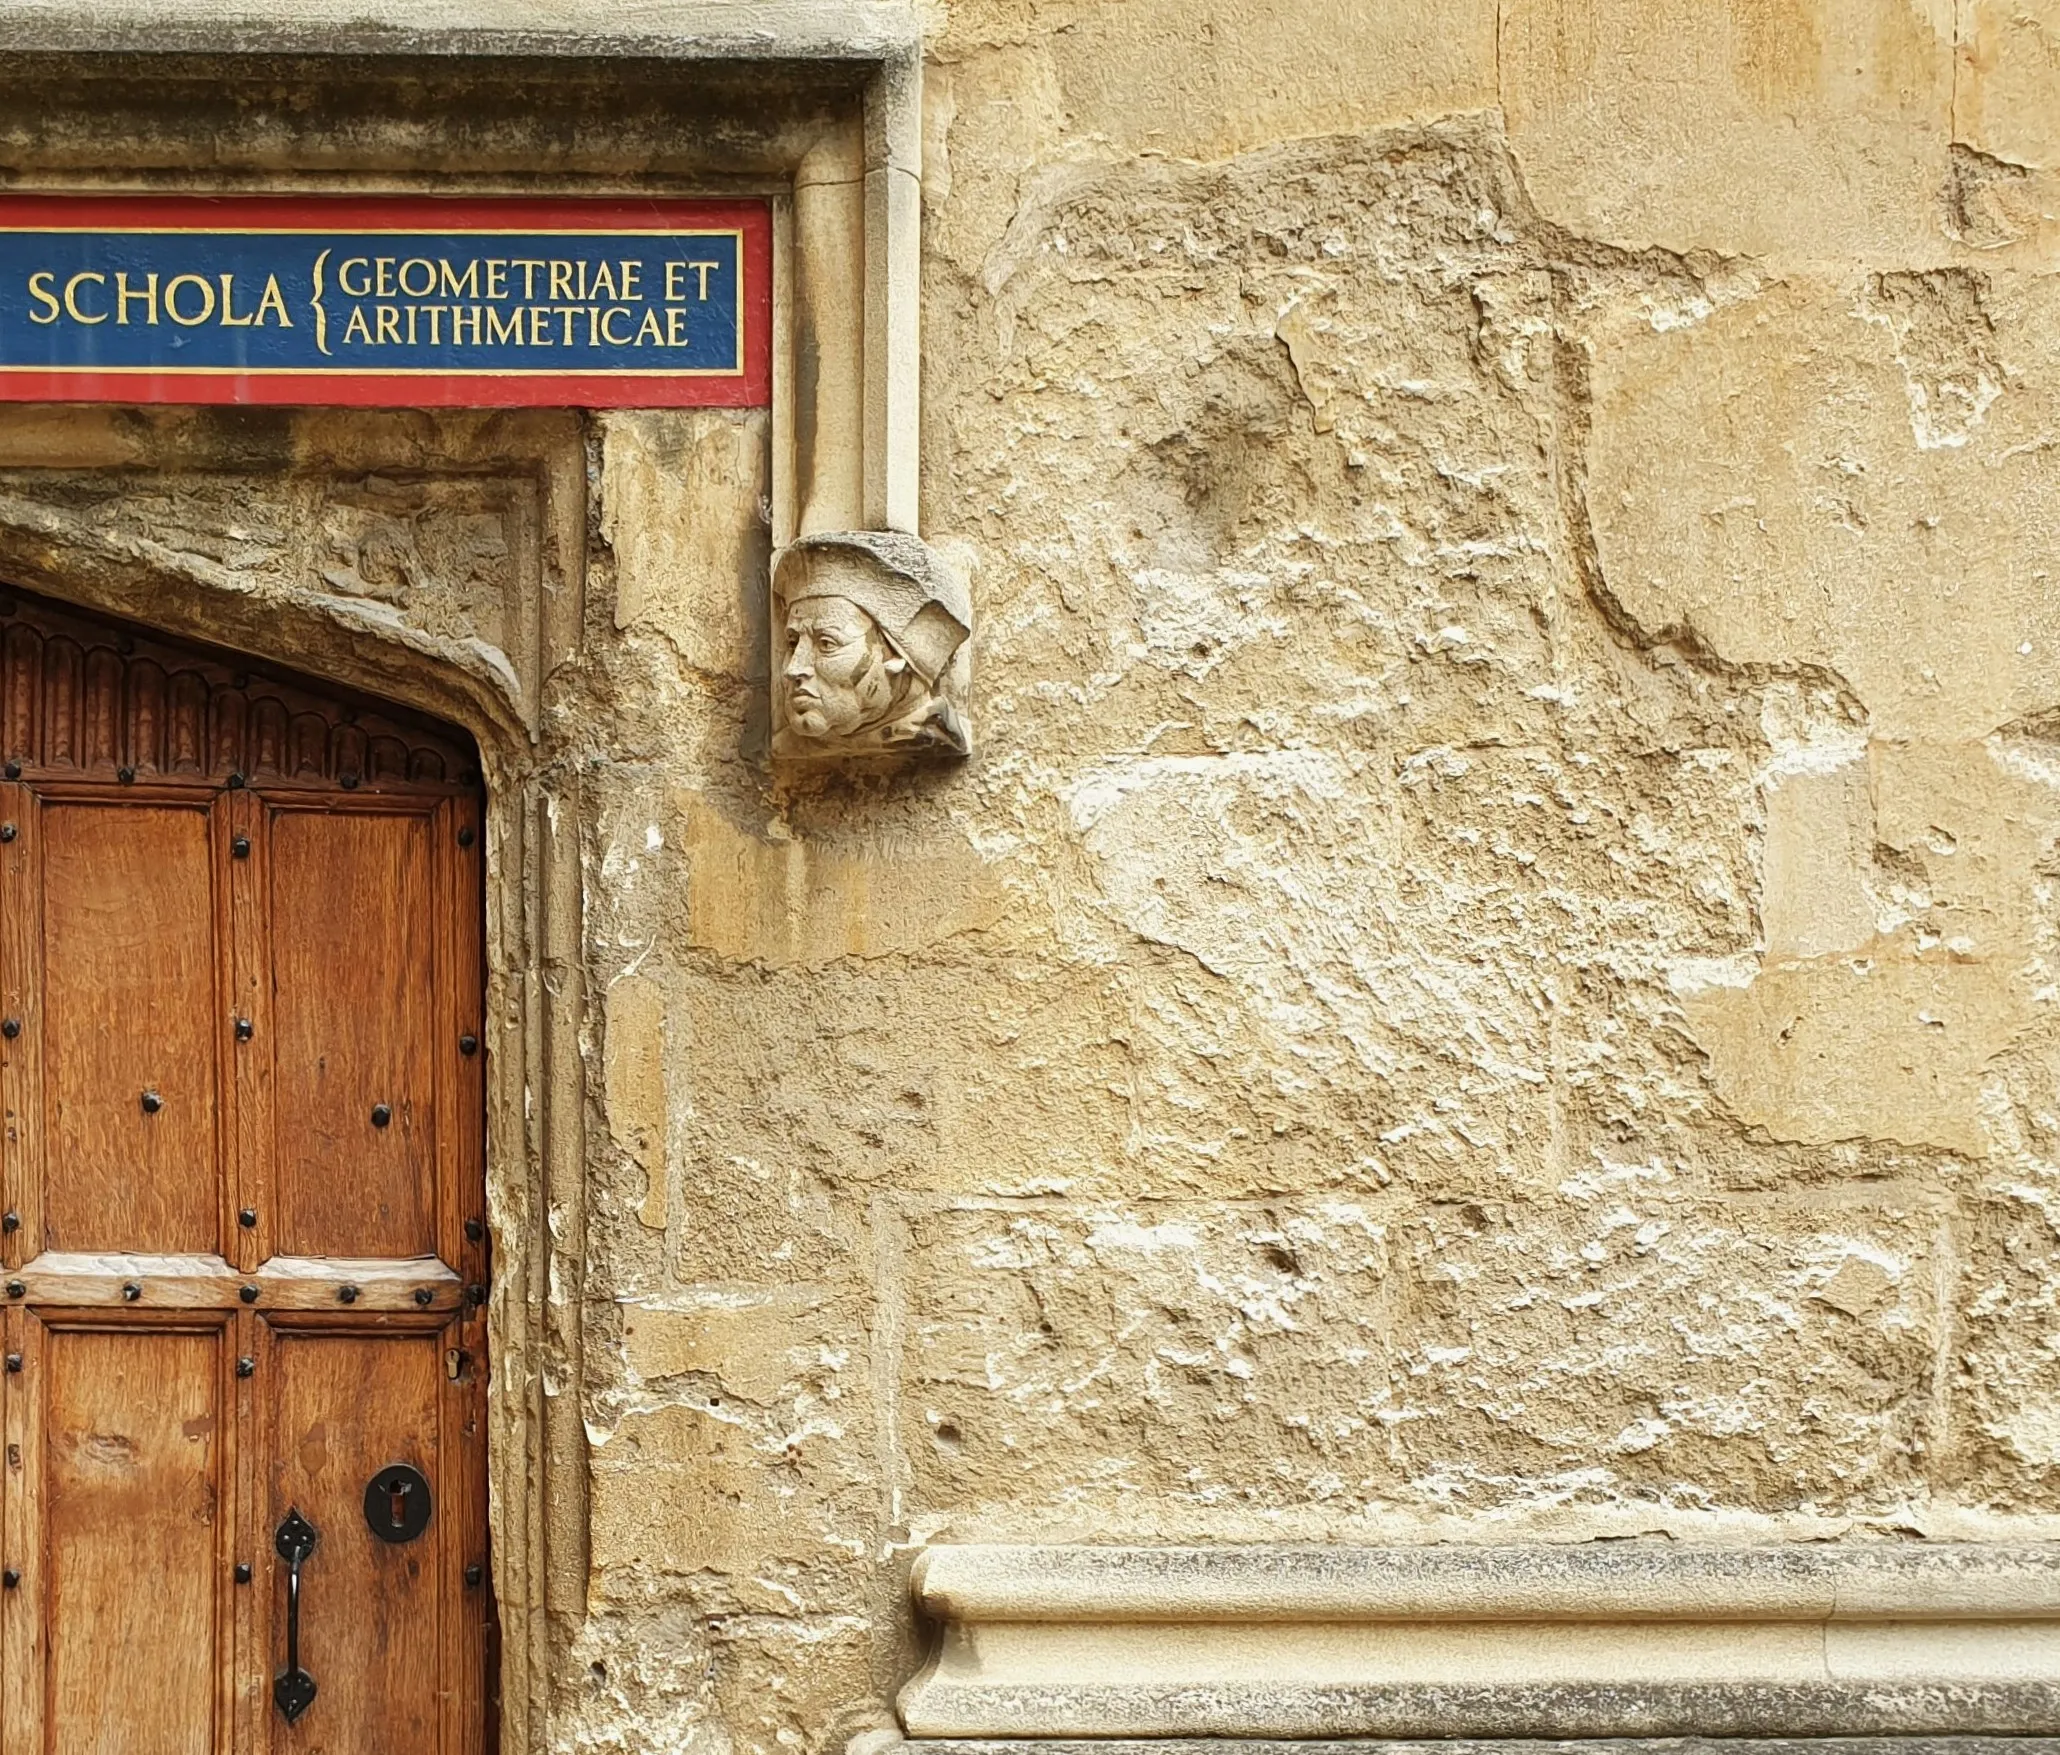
[0,1,921,64]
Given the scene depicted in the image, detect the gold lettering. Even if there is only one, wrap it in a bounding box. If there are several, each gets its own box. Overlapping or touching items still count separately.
[164,273,216,327]
[439,259,479,299]
[665,259,722,301]
[375,305,401,346]
[398,258,437,299]
[217,274,254,328]
[344,305,373,345]
[590,260,619,302]
[116,272,158,326]
[620,260,642,300]
[375,259,397,299]
[634,307,664,346]
[338,258,372,298]
[254,275,292,328]
[560,306,580,346]
[486,307,523,346]
[485,261,509,301]
[530,305,552,346]
[425,305,444,346]
[514,260,546,299]
[27,273,59,326]
[453,305,485,346]
[61,272,107,325]
[549,260,576,302]
[601,306,633,346]
[667,304,691,348]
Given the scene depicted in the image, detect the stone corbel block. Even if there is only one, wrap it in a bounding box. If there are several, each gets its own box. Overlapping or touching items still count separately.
[771,530,971,765]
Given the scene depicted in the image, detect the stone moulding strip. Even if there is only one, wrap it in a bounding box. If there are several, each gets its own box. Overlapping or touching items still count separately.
[911,1543,2060,1623]
[894,1740,2060,1755]
[898,1546,2060,1740]
[0,1,919,62]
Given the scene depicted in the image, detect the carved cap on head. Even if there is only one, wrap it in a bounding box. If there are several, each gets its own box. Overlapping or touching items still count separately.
[774,532,971,686]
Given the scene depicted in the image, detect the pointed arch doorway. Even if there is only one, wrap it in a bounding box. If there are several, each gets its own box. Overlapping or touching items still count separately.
[0,584,493,1753]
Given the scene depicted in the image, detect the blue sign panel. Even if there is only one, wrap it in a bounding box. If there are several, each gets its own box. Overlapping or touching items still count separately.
[0,196,773,407]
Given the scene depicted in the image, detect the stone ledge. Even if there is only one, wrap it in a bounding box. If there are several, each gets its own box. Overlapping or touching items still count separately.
[912,1543,2060,1623]
[0,1,920,62]
[898,1741,2060,1755]
[898,1546,2060,1739]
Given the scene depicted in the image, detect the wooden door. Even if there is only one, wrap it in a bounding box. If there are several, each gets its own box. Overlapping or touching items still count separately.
[0,590,491,1755]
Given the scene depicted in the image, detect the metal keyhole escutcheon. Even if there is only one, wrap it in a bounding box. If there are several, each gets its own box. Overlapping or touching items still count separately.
[364,1463,433,1544]
[273,1508,319,1724]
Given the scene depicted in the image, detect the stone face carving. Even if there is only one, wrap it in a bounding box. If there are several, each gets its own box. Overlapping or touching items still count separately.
[772,531,971,762]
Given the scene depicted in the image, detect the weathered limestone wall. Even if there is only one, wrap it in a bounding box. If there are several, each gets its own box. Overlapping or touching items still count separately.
[559,1,2060,1749]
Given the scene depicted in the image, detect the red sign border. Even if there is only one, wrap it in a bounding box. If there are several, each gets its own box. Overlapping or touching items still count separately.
[0,195,773,409]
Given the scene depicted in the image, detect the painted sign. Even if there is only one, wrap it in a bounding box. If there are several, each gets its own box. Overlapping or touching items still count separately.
[0,196,772,407]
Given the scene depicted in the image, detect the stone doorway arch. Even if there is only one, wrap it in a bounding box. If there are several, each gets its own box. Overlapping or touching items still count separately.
[0,405,592,1749]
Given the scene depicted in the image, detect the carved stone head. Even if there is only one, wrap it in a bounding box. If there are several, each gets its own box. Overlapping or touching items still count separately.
[772,532,971,762]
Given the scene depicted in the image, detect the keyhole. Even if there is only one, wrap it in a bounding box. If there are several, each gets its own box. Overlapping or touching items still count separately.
[363,1461,431,1543]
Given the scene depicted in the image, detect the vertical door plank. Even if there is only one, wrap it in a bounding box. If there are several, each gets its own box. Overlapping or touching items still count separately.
[222,790,273,1276]
[266,1326,444,1755]
[435,796,490,1755]
[215,1315,244,1755]
[444,795,487,1288]
[431,801,457,1272]
[1,1307,43,1755]
[0,785,42,1271]
[42,803,219,1254]
[232,1308,262,1755]
[269,808,437,1261]
[43,1323,224,1755]
[447,1322,490,1755]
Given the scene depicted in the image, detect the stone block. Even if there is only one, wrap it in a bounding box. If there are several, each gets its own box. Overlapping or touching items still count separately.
[676,791,1009,969]
[1587,274,2060,1154]
[589,1403,783,1585]
[1958,0,2060,171]
[599,408,769,680]
[1587,273,2060,743]
[1955,1181,2060,1503]
[1502,0,1954,262]
[605,973,671,1231]
[620,1291,828,1405]
[587,1392,872,1602]
[1952,0,2060,261]
[898,1196,1940,1530]
[934,0,1497,163]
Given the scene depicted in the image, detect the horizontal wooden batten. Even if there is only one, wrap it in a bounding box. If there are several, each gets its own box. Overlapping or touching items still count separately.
[9,1250,466,1312]
[900,1545,2060,1742]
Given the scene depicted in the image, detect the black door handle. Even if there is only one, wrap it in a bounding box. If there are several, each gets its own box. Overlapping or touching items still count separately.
[273,1508,318,1724]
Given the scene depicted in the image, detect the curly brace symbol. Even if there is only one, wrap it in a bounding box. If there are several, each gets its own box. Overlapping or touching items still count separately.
[309,248,331,357]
